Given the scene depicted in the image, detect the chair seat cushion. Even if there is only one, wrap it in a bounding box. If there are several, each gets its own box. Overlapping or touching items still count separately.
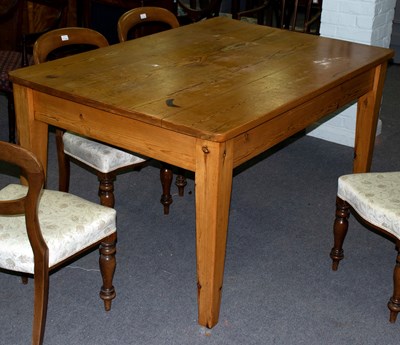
[63,132,147,173]
[0,184,116,274]
[0,50,22,92]
[338,172,400,239]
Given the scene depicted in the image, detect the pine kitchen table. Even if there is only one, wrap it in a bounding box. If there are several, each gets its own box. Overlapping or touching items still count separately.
[9,16,394,328]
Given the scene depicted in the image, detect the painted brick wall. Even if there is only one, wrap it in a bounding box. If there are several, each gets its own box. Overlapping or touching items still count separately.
[307,0,396,147]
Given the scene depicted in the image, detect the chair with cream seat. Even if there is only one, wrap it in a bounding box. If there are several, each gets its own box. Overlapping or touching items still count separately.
[118,7,187,214]
[330,172,400,323]
[0,140,117,345]
[33,27,175,212]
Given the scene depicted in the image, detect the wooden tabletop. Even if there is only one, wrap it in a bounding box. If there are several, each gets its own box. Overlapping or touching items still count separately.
[10,16,394,143]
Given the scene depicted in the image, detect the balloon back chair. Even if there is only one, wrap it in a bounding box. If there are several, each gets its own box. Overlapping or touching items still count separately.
[118,7,187,214]
[330,172,400,323]
[118,6,180,40]
[33,26,176,213]
[0,140,117,345]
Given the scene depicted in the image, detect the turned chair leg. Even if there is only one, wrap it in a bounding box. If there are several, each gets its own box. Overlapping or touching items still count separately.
[97,172,116,208]
[99,232,117,311]
[388,240,400,323]
[55,129,70,192]
[175,168,187,197]
[21,273,29,285]
[32,265,49,345]
[160,166,173,215]
[330,197,350,271]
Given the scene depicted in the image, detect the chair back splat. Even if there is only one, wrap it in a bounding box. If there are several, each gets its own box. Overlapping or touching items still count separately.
[118,6,180,42]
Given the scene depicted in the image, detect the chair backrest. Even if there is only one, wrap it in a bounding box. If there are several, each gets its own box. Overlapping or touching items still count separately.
[0,141,47,262]
[33,27,109,64]
[279,0,322,34]
[117,6,180,42]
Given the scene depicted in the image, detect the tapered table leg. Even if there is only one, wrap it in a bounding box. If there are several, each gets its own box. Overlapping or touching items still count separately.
[195,139,233,328]
[353,63,388,173]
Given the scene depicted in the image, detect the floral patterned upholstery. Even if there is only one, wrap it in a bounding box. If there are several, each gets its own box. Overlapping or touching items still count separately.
[338,172,400,239]
[0,184,116,274]
[63,132,147,173]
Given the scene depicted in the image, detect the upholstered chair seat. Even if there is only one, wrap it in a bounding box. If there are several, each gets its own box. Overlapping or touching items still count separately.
[331,171,400,323]
[0,184,116,273]
[63,132,147,173]
[337,172,400,238]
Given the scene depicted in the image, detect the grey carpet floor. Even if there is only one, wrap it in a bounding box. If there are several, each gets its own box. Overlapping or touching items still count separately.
[0,63,399,345]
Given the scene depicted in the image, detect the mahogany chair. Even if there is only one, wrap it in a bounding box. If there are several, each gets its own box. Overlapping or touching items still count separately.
[0,0,69,143]
[330,172,400,323]
[118,7,187,214]
[33,27,173,213]
[0,140,117,345]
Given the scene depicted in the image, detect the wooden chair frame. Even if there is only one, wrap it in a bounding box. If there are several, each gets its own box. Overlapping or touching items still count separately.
[0,141,116,345]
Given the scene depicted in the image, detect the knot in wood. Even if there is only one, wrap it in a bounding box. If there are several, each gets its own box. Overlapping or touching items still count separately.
[202,146,210,154]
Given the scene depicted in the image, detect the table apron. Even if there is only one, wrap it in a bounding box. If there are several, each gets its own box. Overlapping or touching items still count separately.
[29,67,373,173]
[32,91,197,171]
[232,69,375,168]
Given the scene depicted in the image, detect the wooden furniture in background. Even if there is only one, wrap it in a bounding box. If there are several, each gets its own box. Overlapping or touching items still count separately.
[0,0,21,51]
[0,0,69,144]
[0,141,117,345]
[0,0,77,51]
[279,0,322,34]
[10,17,394,328]
[177,0,223,23]
[234,0,322,34]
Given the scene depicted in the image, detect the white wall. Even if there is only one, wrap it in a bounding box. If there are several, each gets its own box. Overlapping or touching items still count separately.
[307,0,397,147]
